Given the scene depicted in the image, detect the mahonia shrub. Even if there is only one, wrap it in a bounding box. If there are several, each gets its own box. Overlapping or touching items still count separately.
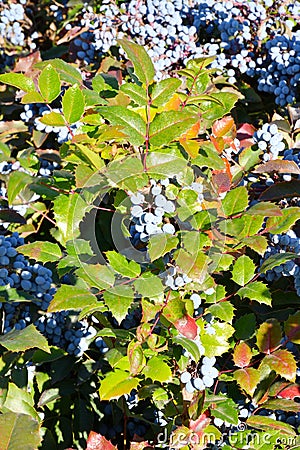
[0,39,299,450]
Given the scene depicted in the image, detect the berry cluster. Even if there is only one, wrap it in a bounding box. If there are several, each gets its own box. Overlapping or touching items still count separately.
[253,122,286,161]
[129,179,176,250]
[180,356,219,393]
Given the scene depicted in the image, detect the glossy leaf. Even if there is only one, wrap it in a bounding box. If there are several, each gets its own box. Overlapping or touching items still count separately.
[151,78,182,107]
[99,106,146,146]
[17,241,62,263]
[106,251,140,278]
[254,159,300,175]
[118,38,155,86]
[265,207,300,234]
[7,171,32,205]
[134,272,164,298]
[259,180,300,201]
[207,301,235,323]
[246,415,296,436]
[52,193,92,245]
[0,412,42,450]
[260,252,297,273]
[212,116,235,138]
[35,58,83,85]
[86,431,117,450]
[149,111,198,147]
[128,341,145,375]
[260,349,297,382]
[237,281,272,306]
[233,342,252,368]
[148,234,178,261]
[284,311,300,344]
[232,255,255,286]
[142,356,172,383]
[38,64,61,102]
[103,285,134,323]
[21,92,45,103]
[0,73,36,92]
[245,202,282,216]
[120,83,148,106]
[62,84,85,124]
[174,315,199,340]
[241,235,268,255]
[212,398,239,425]
[48,285,98,312]
[99,370,139,400]
[0,209,26,224]
[261,399,300,413]
[92,74,106,92]
[39,111,66,127]
[256,319,282,354]
[76,263,115,291]
[0,324,50,353]
[172,336,202,362]
[221,186,248,216]
[234,368,260,396]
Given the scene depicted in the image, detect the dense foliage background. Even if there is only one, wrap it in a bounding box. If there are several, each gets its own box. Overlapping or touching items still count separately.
[0,0,300,449]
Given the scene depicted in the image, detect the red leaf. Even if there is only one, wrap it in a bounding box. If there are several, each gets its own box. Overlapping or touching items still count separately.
[189,410,210,437]
[212,159,232,194]
[270,381,300,400]
[236,123,256,149]
[233,342,252,368]
[212,116,235,138]
[130,443,154,449]
[256,319,282,354]
[86,432,117,450]
[174,314,198,339]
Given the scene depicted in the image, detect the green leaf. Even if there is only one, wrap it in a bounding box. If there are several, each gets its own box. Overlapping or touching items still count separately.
[134,272,164,298]
[0,73,36,92]
[7,171,32,205]
[232,255,256,286]
[62,84,85,124]
[265,207,300,234]
[120,83,147,106]
[146,150,188,179]
[35,59,83,85]
[172,336,202,362]
[233,368,260,396]
[0,324,50,353]
[234,313,256,340]
[261,399,300,413]
[260,252,297,273]
[200,91,240,122]
[246,415,296,436]
[193,143,225,170]
[245,202,282,216]
[237,282,272,306]
[48,285,98,312]
[52,193,92,245]
[106,251,141,278]
[38,64,61,102]
[106,156,147,191]
[142,356,172,383]
[221,186,248,216]
[284,311,300,344]
[149,111,198,147]
[260,349,297,382]
[151,78,182,107]
[39,111,66,127]
[148,234,178,261]
[212,398,239,425]
[99,106,146,146]
[76,263,115,290]
[200,322,235,357]
[207,301,235,323]
[17,241,62,263]
[3,383,37,419]
[256,319,282,354]
[259,180,300,201]
[118,38,155,86]
[0,412,42,450]
[21,92,45,103]
[241,236,268,256]
[103,285,134,323]
[99,370,139,400]
[92,73,106,92]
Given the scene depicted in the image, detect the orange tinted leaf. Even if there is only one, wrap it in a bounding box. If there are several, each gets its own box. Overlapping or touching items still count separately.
[86,431,117,450]
[212,116,235,138]
[256,319,282,354]
[180,120,201,141]
[210,135,224,153]
[271,382,300,400]
[163,93,181,111]
[189,410,210,436]
[174,314,198,340]
[284,311,300,344]
[234,368,260,396]
[233,341,252,368]
[260,349,297,382]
